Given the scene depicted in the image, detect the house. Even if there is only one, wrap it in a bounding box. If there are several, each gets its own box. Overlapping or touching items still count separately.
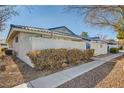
[106,39,119,51]
[6,24,87,67]
[89,37,108,56]
[0,39,9,52]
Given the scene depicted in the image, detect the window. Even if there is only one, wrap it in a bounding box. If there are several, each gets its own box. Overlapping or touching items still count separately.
[15,36,18,43]
[86,43,91,49]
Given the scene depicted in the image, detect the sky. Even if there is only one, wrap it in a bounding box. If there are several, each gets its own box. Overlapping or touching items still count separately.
[0,5,117,40]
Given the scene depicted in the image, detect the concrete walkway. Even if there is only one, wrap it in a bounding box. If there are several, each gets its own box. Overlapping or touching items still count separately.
[14,53,124,88]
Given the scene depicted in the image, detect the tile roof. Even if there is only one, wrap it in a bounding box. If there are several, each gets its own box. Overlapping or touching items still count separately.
[11,24,51,33]
[48,26,81,38]
[10,24,82,39]
[106,39,118,45]
[88,37,101,41]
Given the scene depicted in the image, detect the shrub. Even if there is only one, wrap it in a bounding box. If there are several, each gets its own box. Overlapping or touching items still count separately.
[110,48,119,53]
[27,48,94,70]
[0,55,6,61]
[119,46,123,50]
[67,49,83,64]
[27,49,68,70]
[83,49,94,60]
[1,48,7,52]
[0,64,6,72]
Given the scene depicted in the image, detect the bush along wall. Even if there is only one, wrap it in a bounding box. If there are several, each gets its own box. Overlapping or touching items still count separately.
[110,48,119,53]
[27,48,94,71]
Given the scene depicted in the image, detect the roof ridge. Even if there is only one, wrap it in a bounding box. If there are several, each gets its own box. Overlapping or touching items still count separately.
[48,26,77,36]
[48,26,67,30]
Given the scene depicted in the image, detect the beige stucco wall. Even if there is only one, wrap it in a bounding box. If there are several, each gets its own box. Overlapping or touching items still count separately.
[31,37,86,51]
[90,41,108,56]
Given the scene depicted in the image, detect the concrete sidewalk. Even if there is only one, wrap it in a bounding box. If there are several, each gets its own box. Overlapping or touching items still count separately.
[14,53,124,88]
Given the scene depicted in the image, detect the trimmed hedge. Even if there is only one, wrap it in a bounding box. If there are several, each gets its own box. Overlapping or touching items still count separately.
[110,48,119,53]
[27,48,94,70]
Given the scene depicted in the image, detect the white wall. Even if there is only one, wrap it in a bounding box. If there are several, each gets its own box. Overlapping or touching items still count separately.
[108,44,118,50]
[12,33,34,67]
[12,33,86,67]
[90,41,108,56]
[31,37,86,51]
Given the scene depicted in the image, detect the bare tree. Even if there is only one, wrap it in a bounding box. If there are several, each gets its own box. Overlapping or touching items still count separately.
[96,34,108,40]
[0,6,18,32]
[66,5,124,39]
[0,5,33,33]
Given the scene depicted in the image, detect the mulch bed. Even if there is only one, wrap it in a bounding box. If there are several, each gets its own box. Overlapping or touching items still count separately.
[58,55,124,88]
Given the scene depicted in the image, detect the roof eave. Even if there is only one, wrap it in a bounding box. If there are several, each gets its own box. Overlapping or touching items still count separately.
[7,27,82,42]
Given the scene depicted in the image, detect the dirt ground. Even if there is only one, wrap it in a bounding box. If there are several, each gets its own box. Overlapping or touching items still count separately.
[96,55,124,88]
[0,54,92,88]
[1,52,123,88]
[58,55,124,88]
[0,55,52,88]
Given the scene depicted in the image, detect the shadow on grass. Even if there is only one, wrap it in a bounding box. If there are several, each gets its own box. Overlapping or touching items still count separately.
[58,61,117,88]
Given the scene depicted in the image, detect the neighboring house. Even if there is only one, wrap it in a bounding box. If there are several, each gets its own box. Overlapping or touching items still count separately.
[89,37,108,56]
[106,39,119,51]
[0,39,9,49]
[6,24,87,67]
[80,37,91,49]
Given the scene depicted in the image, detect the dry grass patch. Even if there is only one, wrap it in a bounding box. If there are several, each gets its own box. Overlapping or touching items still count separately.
[0,55,52,88]
[96,56,124,88]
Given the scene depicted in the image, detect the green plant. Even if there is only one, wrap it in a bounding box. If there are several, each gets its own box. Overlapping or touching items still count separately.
[110,48,119,53]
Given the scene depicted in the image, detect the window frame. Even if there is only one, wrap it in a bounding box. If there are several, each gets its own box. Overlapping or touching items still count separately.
[15,36,18,43]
